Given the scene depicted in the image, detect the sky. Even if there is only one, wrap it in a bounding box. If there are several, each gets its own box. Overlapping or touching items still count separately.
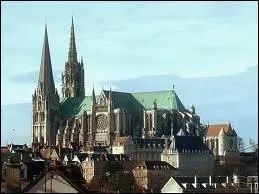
[1,1,258,105]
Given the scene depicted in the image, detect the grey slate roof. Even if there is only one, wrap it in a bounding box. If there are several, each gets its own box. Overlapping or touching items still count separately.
[137,161,176,170]
[134,138,168,149]
[170,136,212,153]
[89,153,131,161]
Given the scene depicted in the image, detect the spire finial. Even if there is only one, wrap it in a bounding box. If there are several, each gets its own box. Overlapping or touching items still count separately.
[173,84,175,90]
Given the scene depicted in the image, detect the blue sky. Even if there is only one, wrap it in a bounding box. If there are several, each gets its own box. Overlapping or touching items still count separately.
[1,1,258,105]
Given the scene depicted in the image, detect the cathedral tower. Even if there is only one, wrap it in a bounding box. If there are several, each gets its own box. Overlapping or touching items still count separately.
[61,17,85,98]
[32,25,60,146]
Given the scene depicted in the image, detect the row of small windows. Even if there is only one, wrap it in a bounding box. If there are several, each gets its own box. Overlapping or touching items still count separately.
[182,149,209,154]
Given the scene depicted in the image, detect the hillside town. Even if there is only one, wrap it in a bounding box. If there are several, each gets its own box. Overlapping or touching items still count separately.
[1,18,258,193]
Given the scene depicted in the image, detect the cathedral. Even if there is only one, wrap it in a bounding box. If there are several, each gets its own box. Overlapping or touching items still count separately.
[31,18,206,148]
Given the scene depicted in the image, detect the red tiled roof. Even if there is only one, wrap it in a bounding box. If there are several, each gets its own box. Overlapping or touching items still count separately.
[206,124,230,137]
[1,147,9,153]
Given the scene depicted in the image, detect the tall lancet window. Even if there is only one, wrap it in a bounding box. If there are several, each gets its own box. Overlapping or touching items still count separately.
[148,114,152,130]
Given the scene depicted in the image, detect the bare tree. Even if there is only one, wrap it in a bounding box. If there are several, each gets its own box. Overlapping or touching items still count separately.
[248,138,258,152]
[237,136,245,152]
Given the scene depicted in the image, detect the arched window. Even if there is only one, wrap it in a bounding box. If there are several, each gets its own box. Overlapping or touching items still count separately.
[38,101,41,110]
[34,113,37,122]
[65,89,70,97]
[40,136,44,144]
[41,113,45,121]
[100,97,105,105]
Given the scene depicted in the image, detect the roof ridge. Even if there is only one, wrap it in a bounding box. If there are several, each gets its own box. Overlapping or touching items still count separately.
[132,89,173,94]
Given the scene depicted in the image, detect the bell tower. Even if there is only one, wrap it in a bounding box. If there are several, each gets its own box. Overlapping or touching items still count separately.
[61,17,85,98]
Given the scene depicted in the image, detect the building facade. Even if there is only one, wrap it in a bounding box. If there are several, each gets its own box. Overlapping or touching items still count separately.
[205,123,238,157]
[31,19,206,147]
[132,161,177,192]
[161,135,214,176]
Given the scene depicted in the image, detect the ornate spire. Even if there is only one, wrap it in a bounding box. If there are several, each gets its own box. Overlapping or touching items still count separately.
[38,24,55,95]
[68,17,77,62]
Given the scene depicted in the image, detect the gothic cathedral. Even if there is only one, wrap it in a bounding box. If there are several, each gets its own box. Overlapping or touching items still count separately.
[32,18,206,148]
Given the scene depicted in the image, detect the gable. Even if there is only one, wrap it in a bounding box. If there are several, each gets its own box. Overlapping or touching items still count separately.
[97,90,109,105]
[26,172,79,193]
[161,177,183,193]
[206,124,230,137]
[72,155,80,162]
[50,149,59,160]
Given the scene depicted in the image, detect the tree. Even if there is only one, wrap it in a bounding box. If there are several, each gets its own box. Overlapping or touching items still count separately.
[237,136,245,152]
[248,138,258,152]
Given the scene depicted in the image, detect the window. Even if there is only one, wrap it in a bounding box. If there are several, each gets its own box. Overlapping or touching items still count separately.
[21,169,25,179]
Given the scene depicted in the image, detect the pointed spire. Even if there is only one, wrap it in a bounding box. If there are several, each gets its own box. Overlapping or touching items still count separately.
[38,24,55,95]
[92,85,96,104]
[109,86,112,105]
[81,56,83,63]
[68,17,77,62]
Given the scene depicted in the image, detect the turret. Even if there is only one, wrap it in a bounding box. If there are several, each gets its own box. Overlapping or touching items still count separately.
[92,86,96,106]
[191,104,196,114]
[218,128,226,156]
[108,87,113,113]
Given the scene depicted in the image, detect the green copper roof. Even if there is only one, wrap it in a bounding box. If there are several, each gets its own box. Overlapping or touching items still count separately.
[132,90,185,110]
[59,90,185,117]
[60,97,91,117]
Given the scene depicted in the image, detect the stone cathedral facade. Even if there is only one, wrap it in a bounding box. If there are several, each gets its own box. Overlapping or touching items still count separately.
[32,19,206,148]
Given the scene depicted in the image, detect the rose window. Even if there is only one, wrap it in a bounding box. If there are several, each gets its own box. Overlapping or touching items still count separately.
[97,114,108,131]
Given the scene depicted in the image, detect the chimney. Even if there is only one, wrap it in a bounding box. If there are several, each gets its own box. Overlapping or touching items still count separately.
[165,138,168,149]
[6,159,21,193]
[209,176,212,186]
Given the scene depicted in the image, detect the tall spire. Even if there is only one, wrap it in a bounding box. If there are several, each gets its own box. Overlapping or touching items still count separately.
[38,24,55,95]
[68,17,77,62]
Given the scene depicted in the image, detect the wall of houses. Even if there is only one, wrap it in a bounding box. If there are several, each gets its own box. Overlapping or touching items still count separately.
[161,150,214,176]
[135,147,164,161]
